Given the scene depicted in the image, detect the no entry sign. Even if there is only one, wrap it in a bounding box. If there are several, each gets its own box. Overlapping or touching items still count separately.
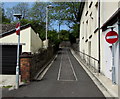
[105,31,118,44]
[16,23,20,35]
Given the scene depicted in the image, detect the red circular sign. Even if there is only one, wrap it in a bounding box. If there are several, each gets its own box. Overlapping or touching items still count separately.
[105,31,118,44]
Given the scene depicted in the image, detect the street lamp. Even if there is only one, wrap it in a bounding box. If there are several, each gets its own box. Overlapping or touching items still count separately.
[13,13,22,89]
[45,5,54,48]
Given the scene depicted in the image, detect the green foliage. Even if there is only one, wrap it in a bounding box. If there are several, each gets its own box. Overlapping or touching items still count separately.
[69,33,76,44]
[0,3,10,24]
[2,85,12,88]
[70,24,79,38]
[48,30,61,45]
[50,2,80,27]
[59,30,70,41]
[3,2,80,45]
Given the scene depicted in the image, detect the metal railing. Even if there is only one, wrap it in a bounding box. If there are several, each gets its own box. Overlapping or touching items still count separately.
[72,47,99,73]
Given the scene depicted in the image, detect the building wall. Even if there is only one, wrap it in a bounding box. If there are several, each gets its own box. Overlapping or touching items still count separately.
[79,1,119,84]
[0,27,43,53]
[101,22,119,83]
[100,2,119,83]
[0,26,43,86]
[0,27,31,52]
[30,27,42,54]
[79,1,99,70]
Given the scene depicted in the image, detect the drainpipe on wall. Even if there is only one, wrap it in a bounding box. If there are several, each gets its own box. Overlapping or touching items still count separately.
[118,3,120,97]
[118,8,120,85]
[118,8,120,66]
[98,0,101,73]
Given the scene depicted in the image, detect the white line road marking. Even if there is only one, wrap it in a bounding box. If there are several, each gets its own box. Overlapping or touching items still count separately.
[106,36,117,39]
[67,50,78,81]
[57,51,63,81]
[38,54,58,80]
[58,80,77,82]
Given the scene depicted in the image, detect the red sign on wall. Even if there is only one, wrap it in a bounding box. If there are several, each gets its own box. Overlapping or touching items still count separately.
[105,31,118,44]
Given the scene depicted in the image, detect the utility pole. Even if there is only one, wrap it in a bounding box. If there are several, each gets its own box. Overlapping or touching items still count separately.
[45,5,54,48]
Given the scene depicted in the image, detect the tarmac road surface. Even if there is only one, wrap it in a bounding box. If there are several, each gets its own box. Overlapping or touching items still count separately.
[2,47,105,98]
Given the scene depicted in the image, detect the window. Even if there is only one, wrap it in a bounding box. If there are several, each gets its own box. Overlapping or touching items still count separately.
[89,1,93,8]
[90,12,93,34]
[82,22,84,38]
[85,20,88,39]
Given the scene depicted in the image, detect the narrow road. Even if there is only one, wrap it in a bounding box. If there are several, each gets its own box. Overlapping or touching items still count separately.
[3,47,105,98]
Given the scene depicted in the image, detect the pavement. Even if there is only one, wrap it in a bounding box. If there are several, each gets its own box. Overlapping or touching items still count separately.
[71,48,118,98]
[2,47,106,98]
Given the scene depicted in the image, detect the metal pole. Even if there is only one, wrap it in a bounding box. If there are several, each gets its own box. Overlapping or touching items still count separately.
[112,44,116,84]
[98,0,101,73]
[16,33,20,89]
[16,21,20,89]
[46,7,48,41]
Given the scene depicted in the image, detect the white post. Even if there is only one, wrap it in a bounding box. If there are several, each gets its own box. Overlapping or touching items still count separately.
[16,24,20,89]
[112,44,116,84]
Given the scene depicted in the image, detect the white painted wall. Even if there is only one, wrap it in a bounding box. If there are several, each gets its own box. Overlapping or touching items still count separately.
[30,27,43,53]
[79,1,119,84]
[79,1,99,70]
[0,26,43,53]
[102,23,119,83]
[0,26,43,87]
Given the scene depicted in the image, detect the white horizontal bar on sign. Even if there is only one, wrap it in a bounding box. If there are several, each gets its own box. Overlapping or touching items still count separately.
[106,36,117,39]
[16,27,20,31]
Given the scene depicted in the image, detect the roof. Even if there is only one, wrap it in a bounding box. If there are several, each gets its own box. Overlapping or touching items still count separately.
[0,24,36,38]
[0,24,16,34]
[101,8,120,31]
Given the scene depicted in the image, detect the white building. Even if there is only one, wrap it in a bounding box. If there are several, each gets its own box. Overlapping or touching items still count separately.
[79,0,119,85]
[0,24,43,87]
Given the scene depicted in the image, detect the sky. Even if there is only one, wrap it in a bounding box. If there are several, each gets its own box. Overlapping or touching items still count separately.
[2,0,81,2]
[2,1,70,32]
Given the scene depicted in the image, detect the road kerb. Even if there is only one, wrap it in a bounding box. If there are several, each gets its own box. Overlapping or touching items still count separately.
[70,48,113,98]
[36,54,58,81]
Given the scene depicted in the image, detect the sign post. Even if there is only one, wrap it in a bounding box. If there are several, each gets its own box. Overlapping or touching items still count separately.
[13,14,22,89]
[105,30,118,84]
[16,22,20,89]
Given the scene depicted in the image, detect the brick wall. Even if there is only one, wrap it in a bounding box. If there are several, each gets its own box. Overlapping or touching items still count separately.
[20,52,32,82]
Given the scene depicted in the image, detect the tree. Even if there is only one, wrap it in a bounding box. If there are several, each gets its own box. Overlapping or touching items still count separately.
[6,2,29,22]
[0,3,10,24]
[59,30,70,41]
[50,2,80,28]
[70,23,79,38]
[29,2,50,23]
[49,2,81,39]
